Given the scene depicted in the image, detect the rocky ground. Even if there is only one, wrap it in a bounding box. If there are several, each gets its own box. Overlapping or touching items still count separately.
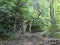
[0,32,60,45]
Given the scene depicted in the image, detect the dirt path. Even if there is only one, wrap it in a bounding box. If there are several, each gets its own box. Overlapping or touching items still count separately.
[0,32,60,45]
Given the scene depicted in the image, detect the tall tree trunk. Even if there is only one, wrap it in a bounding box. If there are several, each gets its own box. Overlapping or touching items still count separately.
[48,0,57,36]
[50,0,56,26]
[14,0,20,32]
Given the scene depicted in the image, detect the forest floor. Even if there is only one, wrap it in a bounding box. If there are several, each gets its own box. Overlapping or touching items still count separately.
[0,32,60,45]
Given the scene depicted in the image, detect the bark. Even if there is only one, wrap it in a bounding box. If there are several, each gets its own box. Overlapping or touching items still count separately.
[14,0,20,32]
[48,0,57,36]
[50,0,56,26]
[29,20,32,32]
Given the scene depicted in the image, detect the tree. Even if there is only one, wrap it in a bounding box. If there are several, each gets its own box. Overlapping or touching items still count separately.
[48,0,59,36]
[50,0,56,26]
[14,0,20,32]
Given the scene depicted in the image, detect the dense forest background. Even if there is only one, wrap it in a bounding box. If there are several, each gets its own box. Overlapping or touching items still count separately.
[0,0,60,41]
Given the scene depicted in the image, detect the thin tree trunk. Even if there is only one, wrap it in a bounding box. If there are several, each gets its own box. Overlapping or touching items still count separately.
[50,0,56,26]
[48,0,57,36]
[29,20,33,32]
[14,0,20,32]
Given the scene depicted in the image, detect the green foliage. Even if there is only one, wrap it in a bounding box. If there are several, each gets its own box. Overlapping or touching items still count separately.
[0,0,15,33]
[53,32,60,38]
[0,0,30,39]
[0,0,60,40]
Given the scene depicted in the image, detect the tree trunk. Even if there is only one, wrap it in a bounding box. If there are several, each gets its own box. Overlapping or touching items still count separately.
[50,0,56,26]
[48,0,57,36]
[14,0,20,32]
